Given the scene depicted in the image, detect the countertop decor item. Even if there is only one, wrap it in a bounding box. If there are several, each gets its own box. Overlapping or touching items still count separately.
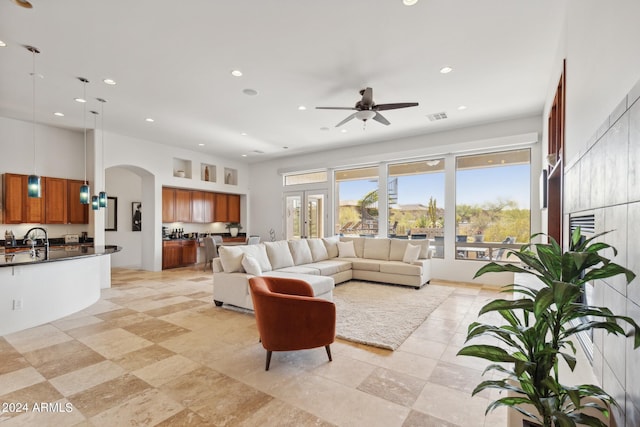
[457,228,640,427]
[225,222,243,237]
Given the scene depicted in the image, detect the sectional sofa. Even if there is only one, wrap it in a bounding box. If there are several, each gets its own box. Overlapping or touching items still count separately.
[212,236,433,310]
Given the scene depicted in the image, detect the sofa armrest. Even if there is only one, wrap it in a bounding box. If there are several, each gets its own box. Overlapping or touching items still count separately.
[411,258,430,268]
[212,258,224,273]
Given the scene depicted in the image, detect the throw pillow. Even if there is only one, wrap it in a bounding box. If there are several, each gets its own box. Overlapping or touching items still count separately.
[218,246,245,273]
[322,236,340,258]
[264,240,295,269]
[307,238,329,261]
[240,244,272,272]
[241,255,262,276]
[288,239,313,265]
[337,240,357,258]
[402,243,421,264]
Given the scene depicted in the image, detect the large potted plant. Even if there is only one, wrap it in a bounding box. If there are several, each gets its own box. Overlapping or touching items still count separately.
[457,228,640,427]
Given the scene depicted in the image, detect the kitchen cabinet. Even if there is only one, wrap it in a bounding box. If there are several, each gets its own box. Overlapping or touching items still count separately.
[203,191,215,223]
[227,194,240,223]
[44,177,68,224]
[190,191,205,223]
[162,239,198,269]
[162,187,176,222]
[175,189,191,222]
[3,173,45,224]
[214,193,228,222]
[162,240,182,269]
[67,180,89,224]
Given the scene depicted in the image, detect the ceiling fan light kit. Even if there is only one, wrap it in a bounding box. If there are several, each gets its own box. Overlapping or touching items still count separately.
[316,87,418,128]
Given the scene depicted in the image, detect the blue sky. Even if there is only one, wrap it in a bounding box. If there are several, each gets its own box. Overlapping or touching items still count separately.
[339,164,530,209]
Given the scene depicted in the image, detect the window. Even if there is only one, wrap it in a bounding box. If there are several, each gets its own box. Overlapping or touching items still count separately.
[335,167,379,236]
[455,149,530,260]
[388,159,445,258]
[284,171,327,186]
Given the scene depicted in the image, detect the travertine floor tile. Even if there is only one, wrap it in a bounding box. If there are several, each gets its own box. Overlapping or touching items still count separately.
[67,374,152,418]
[122,318,191,343]
[77,328,153,359]
[357,367,426,406]
[132,354,200,387]
[4,325,73,353]
[112,344,176,371]
[239,398,336,427]
[0,366,45,396]
[22,340,105,379]
[49,360,126,397]
[89,388,183,427]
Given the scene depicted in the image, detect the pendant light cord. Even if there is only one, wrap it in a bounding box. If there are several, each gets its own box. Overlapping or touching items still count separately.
[31,48,37,175]
[83,80,87,185]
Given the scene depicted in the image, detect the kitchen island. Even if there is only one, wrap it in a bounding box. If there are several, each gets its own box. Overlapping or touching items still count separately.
[0,245,121,335]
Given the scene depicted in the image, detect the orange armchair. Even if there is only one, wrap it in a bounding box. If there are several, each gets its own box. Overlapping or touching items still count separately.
[248,276,336,371]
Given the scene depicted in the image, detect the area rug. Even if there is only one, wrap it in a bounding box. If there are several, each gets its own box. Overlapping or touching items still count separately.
[332,281,454,350]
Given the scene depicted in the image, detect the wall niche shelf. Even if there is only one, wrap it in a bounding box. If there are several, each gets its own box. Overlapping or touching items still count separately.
[200,163,216,183]
[224,167,237,185]
[173,158,192,179]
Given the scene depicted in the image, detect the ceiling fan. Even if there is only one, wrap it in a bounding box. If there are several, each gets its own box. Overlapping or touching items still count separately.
[316,87,418,127]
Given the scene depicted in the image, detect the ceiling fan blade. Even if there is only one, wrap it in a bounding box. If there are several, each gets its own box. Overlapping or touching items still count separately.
[336,113,357,127]
[361,87,374,107]
[316,107,358,110]
[373,112,390,126]
[375,102,419,111]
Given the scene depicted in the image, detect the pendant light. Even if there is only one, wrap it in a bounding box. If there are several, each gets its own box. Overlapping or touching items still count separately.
[90,109,100,211]
[26,45,41,198]
[78,77,90,204]
[97,97,108,208]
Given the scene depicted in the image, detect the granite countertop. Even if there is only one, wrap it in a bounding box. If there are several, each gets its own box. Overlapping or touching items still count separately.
[0,245,121,268]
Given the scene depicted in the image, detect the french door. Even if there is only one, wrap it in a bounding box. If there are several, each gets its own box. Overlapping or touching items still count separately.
[284,191,327,239]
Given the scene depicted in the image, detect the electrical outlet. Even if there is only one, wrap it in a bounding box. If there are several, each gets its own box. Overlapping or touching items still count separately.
[13,299,23,310]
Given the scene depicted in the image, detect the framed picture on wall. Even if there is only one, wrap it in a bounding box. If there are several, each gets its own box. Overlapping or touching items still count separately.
[132,202,142,231]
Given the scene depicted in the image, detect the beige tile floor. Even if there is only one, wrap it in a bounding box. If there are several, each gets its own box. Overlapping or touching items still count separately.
[0,267,508,427]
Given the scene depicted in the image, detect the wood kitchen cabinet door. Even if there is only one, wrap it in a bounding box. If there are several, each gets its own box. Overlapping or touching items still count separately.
[67,180,89,224]
[203,191,215,223]
[44,177,68,224]
[214,193,228,222]
[190,191,205,223]
[227,194,241,223]
[3,173,45,224]
[162,187,176,222]
[162,240,182,269]
[181,240,197,265]
[174,189,192,222]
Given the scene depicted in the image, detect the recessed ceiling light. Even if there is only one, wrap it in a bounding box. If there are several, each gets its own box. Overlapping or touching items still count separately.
[457,105,467,110]
[341,129,348,133]
[240,132,247,136]
[53,112,64,117]
[231,70,243,77]
[145,118,154,123]
[198,143,205,146]
[0,41,6,47]
[241,154,247,157]
[298,105,307,111]
[283,146,289,149]
[74,98,86,103]
[103,78,116,85]
[403,0,418,5]
[440,66,453,74]
[242,88,258,96]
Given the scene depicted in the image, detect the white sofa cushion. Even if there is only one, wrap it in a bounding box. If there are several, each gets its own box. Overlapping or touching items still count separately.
[337,241,357,258]
[380,261,422,276]
[241,255,262,276]
[340,237,365,258]
[389,239,409,261]
[322,236,340,258]
[364,238,390,261]
[262,271,335,297]
[403,244,421,263]
[218,246,245,273]
[264,241,295,269]
[288,239,313,265]
[350,259,381,272]
[303,260,352,276]
[276,266,320,275]
[241,244,272,272]
[307,238,329,261]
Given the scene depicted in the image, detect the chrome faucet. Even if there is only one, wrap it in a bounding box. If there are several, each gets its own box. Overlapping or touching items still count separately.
[23,227,49,258]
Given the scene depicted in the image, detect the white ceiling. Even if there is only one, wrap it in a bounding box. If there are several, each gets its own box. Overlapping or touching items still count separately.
[0,0,567,162]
